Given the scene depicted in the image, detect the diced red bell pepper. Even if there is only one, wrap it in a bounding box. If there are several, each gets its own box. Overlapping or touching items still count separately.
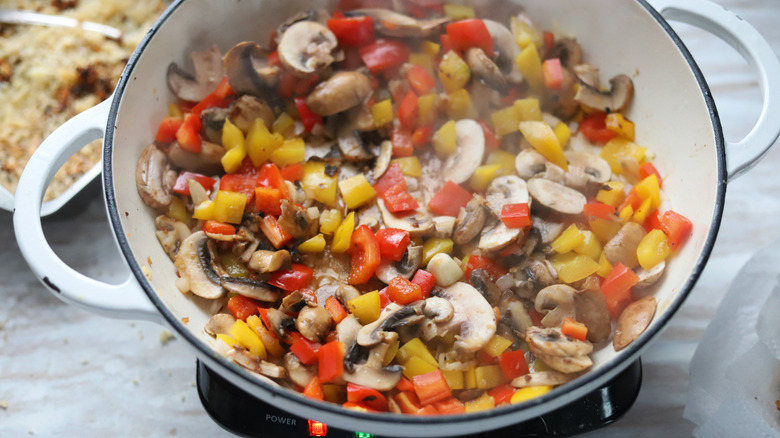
[176,113,202,153]
[478,119,501,150]
[382,183,420,213]
[542,58,564,90]
[294,97,322,132]
[561,317,589,342]
[324,296,348,324]
[412,126,433,148]
[214,76,235,99]
[290,337,322,365]
[601,262,640,318]
[432,397,465,415]
[528,307,544,327]
[327,15,375,47]
[376,228,411,262]
[398,90,419,131]
[280,163,304,182]
[257,163,290,198]
[318,341,345,383]
[373,163,406,197]
[269,263,313,291]
[406,64,436,95]
[378,287,391,309]
[499,349,530,380]
[500,203,532,228]
[172,171,216,196]
[412,369,452,406]
[445,19,494,56]
[477,349,498,365]
[236,156,261,177]
[191,90,230,117]
[359,39,411,74]
[428,181,472,217]
[221,173,258,198]
[488,384,516,406]
[463,255,508,282]
[347,383,388,412]
[155,116,184,143]
[391,123,415,157]
[583,202,617,220]
[394,391,422,414]
[397,376,415,393]
[660,210,692,251]
[440,34,458,56]
[643,210,663,233]
[411,269,436,298]
[254,187,284,216]
[227,295,259,322]
[388,276,423,305]
[619,189,643,211]
[543,31,555,51]
[639,162,663,187]
[580,113,616,144]
[303,376,325,401]
[202,220,236,236]
[348,225,381,285]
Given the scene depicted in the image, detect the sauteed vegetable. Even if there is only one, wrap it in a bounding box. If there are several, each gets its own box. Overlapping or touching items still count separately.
[137,1,692,415]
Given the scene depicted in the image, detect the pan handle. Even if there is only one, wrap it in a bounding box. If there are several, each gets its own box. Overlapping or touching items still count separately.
[647,0,780,182]
[13,98,162,323]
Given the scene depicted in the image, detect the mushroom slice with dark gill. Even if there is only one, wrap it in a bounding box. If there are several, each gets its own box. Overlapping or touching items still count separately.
[635,261,666,289]
[377,198,434,237]
[306,71,373,117]
[265,308,297,340]
[544,38,583,68]
[167,45,223,102]
[357,302,425,347]
[429,282,496,353]
[478,176,529,251]
[469,269,502,307]
[453,196,488,245]
[221,277,281,302]
[284,352,315,388]
[167,141,225,175]
[296,304,333,342]
[277,199,318,239]
[154,215,191,260]
[277,21,339,76]
[603,221,646,269]
[483,19,523,84]
[229,95,275,133]
[575,74,634,113]
[375,245,422,284]
[527,178,586,215]
[525,326,593,374]
[204,313,236,336]
[136,144,176,210]
[248,249,291,274]
[563,150,612,190]
[534,284,577,328]
[465,48,507,93]
[174,231,225,299]
[224,42,280,98]
[343,340,404,391]
[441,119,485,184]
[349,8,449,38]
[227,348,286,379]
[613,296,656,352]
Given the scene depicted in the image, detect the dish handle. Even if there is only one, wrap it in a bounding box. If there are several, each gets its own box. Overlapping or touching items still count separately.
[13,98,162,324]
[647,0,780,182]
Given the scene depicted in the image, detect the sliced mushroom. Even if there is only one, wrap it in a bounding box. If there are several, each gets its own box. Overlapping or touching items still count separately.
[357,202,383,231]
[154,215,191,260]
[278,199,318,239]
[223,42,280,98]
[343,340,403,391]
[167,141,225,175]
[483,19,523,83]
[635,260,666,288]
[350,8,449,38]
[506,300,533,336]
[603,222,646,269]
[278,21,338,76]
[375,245,422,284]
[546,67,580,120]
[465,48,507,93]
[521,255,559,287]
[174,231,225,299]
[229,95,275,134]
[296,304,333,342]
[200,106,229,144]
[485,175,529,218]
[432,216,456,238]
[284,353,315,388]
[422,297,454,323]
[377,198,435,237]
[265,308,297,339]
[478,220,521,252]
[527,178,586,215]
[613,296,656,351]
[205,313,236,336]
[373,140,393,179]
[337,124,374,162]
[167,46,223,102]
[470,269,502,307]
[430,282,496,353]
[337,314,363,347]
[137,144,176,210]
[512,371,572,388]
[228,348,286,378]
[221,277,281,302]
[573,63,600,89]
[531,216,565,244]
[575,74,634,113]
[441,119,485,184]
[247,250,292,274]
[315,284,361,308]
[563,151,612,189]
[515,148,551,180]
[453,196,489,245]
[535,284,577,328]
[573,289,611,343]
[545,38,583,68]
[306,71,373,117]
[357,302,425,347]
[279,290,308,314]
[525,326,593,373]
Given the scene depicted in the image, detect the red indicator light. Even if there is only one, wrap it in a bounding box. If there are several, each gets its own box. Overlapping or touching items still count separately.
[308,419,328,437]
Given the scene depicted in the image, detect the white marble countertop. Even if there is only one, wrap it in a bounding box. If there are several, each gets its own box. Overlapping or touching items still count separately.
[2,1,779,436]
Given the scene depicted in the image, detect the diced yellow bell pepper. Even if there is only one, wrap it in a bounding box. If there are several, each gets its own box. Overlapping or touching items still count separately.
[443,3,475,19]
[637,229,671,270]
[192,199,216,221]
[600,138,647,174]
[634,174,661,209]
[272,112,295,138]
[214,191,247,224]
[168,103,183,118]
[391,156,423,177]
[513,98,543,122]
[515,43,544,93]
[339,174,377,210]
[246,315,285,357]
[550,252,600,284]
[167,197,189,223]
[510,385,553,404]
[510,16,542,49]
[396,338,438,367]
[596,252,613,277]
[409,52,435,77]
[301,162,338,207]
[298,234,326,253]
[596,181,626,207]
[465,393,496,413]
[222,118,245,151]
[246,119,283,166]
[574,230,602,261]
[605,113,635,141]
[221,144,247,174]
[446,88,477,120]
[270,138,305,167]
[229,320,267,359]
[470,164,503,191]
[421,40,440,57]
[475,365,504,389]
[372,99,394,128]
[319,209,342,235]
[347,290,381,325]
[323,384,346,404]
[221,252,248,278]
[589,218,621,243]
[384,339,400,367]
[422,237,454,265]
[491,106,520,136]
[619,205,634,224]
[464,366,478,389]
[402,355,439,379]
[518,121,568,171]
[216,333,238,349]
[486,150,516,176]
[632,197,654,225]
[433,120,457,156]
[438,51,471,93]
[441,369,465,390]
[331,211,356,253]
[483,335,513,357]
[551,224,585,254]
[554,122,571,147]
[417,93,437,127]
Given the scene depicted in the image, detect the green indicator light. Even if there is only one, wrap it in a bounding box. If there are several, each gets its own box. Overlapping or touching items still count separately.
[354,433,374,438]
